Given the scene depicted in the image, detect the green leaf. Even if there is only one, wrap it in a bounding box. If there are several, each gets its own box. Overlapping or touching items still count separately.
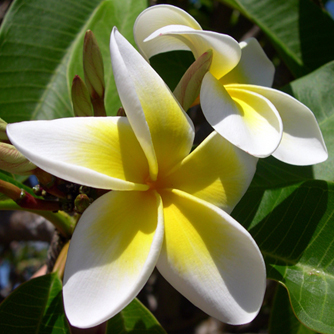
[0,0,147,123]
[269,284,317,334]
[106,298,166,334]
[282,61,334,182]
[233,180,334,333]
[0,273,70,333]
[220,0,334,78]
[67,0,147,116]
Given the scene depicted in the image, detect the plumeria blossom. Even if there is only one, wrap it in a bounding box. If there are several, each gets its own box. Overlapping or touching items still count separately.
[134,4,328,165]
[7,28,265,328]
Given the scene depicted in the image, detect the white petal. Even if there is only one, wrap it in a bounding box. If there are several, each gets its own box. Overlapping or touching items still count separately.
[144,25,241,79]
[134,4,202,60]
[110,28,194,178]
[220,38,275,87]
[239,85,328,165]
[7,117,149,190]
[158,189,266,324]
[201,73,283,157]
[63,190,164,328]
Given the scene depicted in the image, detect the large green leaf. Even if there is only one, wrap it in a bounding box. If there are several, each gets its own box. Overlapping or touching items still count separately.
[269,284,317,334]
[0,0,146,123]
[233,180,334,333]
[67,0,147,116]
[220,0,334,78]
[106,298,166,334]
[0,273,70,333]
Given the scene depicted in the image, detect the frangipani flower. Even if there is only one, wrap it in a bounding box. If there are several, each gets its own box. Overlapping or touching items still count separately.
[7,28,265,328]
[134,5,328,165]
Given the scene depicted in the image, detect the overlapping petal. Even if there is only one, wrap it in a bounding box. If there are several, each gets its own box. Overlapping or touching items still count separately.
[134,5,241,79]
[134,4,202,60]
[201,73,283,157]
[110,28,194,179]
[63,190,164,328]
[238,84,328,165]
[158,189,266,325]
[219,38,275,87]
[163,131,257,213]
[7,117,148,190]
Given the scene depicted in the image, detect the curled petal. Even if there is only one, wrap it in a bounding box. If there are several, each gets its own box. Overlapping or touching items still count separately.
[239,85,328,165]
[7,117,149,190]
[144,25,241,79]
[63,190,164,328]
[220,38,275,87]
[158,189,266,325]
[164,131,257,213]
[110,28,194,179]
[201,73,283,157]
[134,4,202,60]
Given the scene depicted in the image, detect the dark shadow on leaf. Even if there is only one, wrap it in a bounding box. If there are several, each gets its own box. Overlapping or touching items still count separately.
[40,290,69,332]
[298,0,334,75]
[247,180,328,268]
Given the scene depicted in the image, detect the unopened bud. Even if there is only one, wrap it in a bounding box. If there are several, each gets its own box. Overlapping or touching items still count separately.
[74,193,91,214]
[117,107,126,117]
[0,143,36,175]
[71,75,93,117]
[0,119,8,141]
[173,49,213,111]
[83,30,105,99]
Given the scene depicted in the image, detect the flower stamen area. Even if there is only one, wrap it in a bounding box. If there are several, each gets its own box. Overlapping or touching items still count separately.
[145,176,164,191]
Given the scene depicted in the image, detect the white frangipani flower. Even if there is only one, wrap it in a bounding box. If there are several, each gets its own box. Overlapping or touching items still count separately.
[134,4,328,165]
[7,28,265,328]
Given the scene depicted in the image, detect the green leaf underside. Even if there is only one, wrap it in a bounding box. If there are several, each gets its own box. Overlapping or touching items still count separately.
[219,0,334,78]
[106,298,166,334]
[67,0,147,116]
[0,273,70,334]
[269,284,317,334]
[233,180,334,333]
[0,0,146,123]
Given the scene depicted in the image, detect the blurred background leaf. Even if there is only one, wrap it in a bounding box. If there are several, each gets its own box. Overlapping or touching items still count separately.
[219,0,334,78]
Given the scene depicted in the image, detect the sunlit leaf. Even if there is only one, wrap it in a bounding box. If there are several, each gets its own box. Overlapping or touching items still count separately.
[269,284,317,334]
[0,0,146,122]
[0,273,70,333]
